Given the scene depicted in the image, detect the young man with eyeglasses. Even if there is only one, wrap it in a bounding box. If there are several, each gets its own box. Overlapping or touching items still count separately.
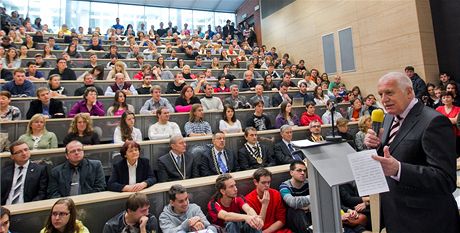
[279,161,311,233]
[47,140,106,198]
[1,140,48,205]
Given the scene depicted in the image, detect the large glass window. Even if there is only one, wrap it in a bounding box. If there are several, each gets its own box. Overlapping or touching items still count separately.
[118,4,145,35]
[193,10,214,34]
[215,13,236,29]
[144,6,169,33]
[4,0,236,35]
[177,9,193,32]
[89,2,118,32]
[68,1,90,32]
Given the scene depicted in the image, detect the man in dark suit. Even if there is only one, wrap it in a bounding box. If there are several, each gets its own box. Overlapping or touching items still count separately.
[365,72,460,233]
[222,20,235,39]
[26,87,65,119]
[238,127,275,171]
[274,125,306,165]
[48,140,106,198]
[1,141,48,205]
[200,132,239,176]
[272,82,292,107]
[157,135,200,182]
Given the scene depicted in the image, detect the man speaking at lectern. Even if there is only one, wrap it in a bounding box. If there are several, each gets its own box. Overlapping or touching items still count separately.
[364,72,459,233]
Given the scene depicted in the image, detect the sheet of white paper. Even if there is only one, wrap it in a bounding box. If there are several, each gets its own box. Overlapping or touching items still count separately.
[347,149,389,196]
[291,139,320,148]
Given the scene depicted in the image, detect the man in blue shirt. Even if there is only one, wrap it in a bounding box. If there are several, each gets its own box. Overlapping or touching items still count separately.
[112,17,124,33]
[25,62,44,81]
[1,68,35,97]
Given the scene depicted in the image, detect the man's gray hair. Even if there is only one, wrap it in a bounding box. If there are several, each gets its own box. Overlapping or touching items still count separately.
[170,135,184,146]
[280,124,292,134]
[379,72,414,95]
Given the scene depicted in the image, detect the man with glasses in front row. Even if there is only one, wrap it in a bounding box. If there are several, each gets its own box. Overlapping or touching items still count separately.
[1,140,48,205]
[47,140,106,198]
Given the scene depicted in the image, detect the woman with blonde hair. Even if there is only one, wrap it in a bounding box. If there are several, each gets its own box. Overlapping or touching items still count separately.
[18,114,58,150]
[106,61,131,80]
[40,198,89,233]
[354,115,371,151]
[63,113,100,146]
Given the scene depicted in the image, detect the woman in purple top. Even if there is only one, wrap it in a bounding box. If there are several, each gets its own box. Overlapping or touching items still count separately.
[68,87,105,117]
[275,101,300,128]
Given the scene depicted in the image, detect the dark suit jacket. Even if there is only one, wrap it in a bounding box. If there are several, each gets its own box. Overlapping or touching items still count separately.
[222,25,235,39]
[26,98,65,119]
[47,159,106,198]
[1,161,48,205]
[107,157,156,192]
[199,146,239,176]
[157,152,200,182]
[238,143,275,171]
[377,101,460,233]
[272,93,292,107]
[273,141,306,165]
[339,182,364,212]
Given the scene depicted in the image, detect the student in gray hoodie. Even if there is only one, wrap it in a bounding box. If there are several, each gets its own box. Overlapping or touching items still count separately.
[159,184,218,233]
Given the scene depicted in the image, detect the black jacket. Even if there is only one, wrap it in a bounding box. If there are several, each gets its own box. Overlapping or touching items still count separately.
[26,98,65,119]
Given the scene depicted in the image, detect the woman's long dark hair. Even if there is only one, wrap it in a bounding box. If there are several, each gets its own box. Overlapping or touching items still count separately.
[111,90,128,115]
[120,111,135,141]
